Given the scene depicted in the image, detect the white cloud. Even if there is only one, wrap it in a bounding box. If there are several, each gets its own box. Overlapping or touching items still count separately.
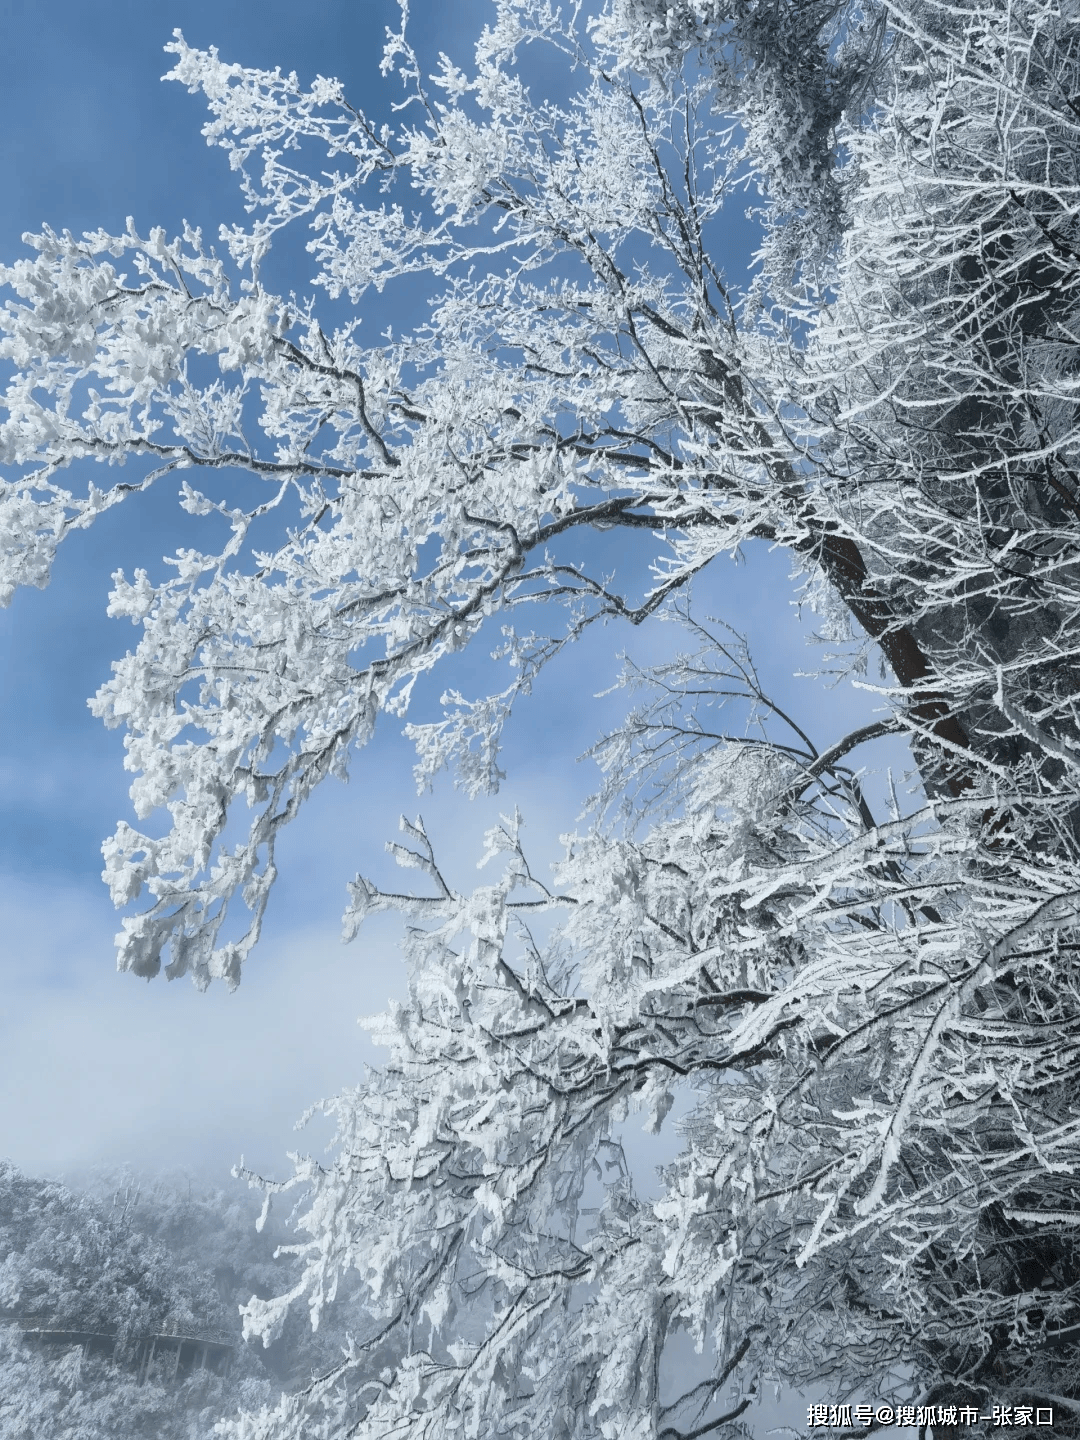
[0,877,404,1183]
[0,751,592,1185]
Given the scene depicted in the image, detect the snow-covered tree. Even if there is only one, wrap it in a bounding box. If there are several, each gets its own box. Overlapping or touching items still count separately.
[3,0,1080,1435]
[72,1165,376,1392]
[0,1162,274,1439]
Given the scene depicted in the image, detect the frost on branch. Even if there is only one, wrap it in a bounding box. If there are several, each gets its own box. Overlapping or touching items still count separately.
[2,0,816,987]
[5,0,1080,1431]
[228,684,1080,1435]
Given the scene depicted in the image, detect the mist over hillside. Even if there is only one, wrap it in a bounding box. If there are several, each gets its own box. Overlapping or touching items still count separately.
[0,1161,351,1438]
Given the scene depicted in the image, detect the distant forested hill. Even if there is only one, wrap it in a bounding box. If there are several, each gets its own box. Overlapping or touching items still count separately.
[0,1161,274,1439]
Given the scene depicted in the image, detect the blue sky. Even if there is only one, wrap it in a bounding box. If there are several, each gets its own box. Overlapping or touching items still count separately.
[0,0,875,1217]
